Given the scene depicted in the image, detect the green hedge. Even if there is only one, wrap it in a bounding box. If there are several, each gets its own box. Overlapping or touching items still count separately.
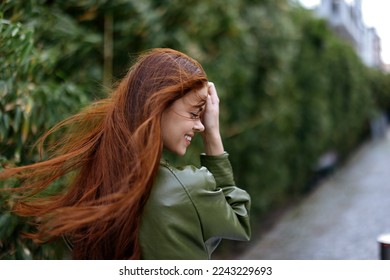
[1,0,390,259]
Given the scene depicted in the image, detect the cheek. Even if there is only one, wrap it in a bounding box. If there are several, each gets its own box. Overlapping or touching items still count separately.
[160,114,171,141]
[161,112,180,145]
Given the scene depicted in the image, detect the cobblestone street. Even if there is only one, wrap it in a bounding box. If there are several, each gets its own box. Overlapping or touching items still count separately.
[240,133,390,260]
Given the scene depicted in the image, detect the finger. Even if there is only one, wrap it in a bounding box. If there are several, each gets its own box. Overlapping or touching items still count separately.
[207,82,219,104]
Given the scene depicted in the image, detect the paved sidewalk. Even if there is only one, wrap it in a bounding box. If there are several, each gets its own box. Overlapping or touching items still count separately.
[240,134,390,260]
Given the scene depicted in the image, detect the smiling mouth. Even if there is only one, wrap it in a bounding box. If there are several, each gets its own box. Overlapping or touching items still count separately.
[185,134,192,143]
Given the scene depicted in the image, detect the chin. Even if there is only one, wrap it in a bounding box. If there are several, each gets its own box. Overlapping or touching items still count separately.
[176,150,187,156]
[175,146,188,156]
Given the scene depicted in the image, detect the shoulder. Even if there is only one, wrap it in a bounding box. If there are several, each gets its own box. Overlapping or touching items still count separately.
[158,161,216,192]
[144,163,214,209]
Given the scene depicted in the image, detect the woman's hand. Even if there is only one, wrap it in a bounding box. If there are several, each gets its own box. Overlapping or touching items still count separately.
[201,82,224,155]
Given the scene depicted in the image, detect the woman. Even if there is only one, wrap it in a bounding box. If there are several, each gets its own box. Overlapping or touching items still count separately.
[1,48,250,259]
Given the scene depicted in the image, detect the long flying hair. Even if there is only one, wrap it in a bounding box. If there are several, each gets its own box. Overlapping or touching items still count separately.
[0,48,208,259]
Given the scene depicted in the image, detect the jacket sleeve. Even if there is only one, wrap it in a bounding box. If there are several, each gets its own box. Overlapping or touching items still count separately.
[194,152,251,244]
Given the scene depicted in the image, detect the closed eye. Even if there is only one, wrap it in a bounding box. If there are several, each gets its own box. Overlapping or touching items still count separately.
[189,112,200,119]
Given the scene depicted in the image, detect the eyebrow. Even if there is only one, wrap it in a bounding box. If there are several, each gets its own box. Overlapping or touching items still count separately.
[182,92,207,110]
[192,102,206,113]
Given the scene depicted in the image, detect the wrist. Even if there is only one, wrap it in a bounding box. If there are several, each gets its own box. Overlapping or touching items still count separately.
[202,132,224,155]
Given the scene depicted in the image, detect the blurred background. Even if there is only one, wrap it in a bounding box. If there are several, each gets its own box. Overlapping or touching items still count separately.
[1,0,390,259]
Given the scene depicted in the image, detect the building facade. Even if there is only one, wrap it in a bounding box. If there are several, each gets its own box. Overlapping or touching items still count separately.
[315,0,382,68]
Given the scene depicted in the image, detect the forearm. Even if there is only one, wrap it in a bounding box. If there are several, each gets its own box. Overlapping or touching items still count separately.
[203,132,224,155]
[200,151,234,186]
[202,82,224,156]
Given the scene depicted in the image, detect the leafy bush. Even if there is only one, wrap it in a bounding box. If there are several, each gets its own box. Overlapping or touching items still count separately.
[1,0,389,259]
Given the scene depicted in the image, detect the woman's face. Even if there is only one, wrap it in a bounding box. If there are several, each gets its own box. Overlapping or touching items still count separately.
[161,86,208,156]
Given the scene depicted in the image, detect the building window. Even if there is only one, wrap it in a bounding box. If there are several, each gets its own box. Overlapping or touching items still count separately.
[332,0,340,13]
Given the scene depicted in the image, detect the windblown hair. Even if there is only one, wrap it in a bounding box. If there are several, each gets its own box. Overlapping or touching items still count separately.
[0,48,208,259]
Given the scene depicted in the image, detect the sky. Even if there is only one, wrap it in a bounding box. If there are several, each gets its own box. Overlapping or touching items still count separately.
[298,0,390,64]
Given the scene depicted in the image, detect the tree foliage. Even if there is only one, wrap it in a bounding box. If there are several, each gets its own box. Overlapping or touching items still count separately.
[1,0,390,259]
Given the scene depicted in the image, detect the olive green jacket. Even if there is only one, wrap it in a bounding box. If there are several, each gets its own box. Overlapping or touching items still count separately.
[139,152,251,259]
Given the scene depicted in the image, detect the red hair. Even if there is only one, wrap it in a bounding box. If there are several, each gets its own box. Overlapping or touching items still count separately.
[0,48,208,259]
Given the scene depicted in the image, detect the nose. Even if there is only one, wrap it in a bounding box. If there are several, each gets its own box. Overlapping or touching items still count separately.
[193,119,205,133]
